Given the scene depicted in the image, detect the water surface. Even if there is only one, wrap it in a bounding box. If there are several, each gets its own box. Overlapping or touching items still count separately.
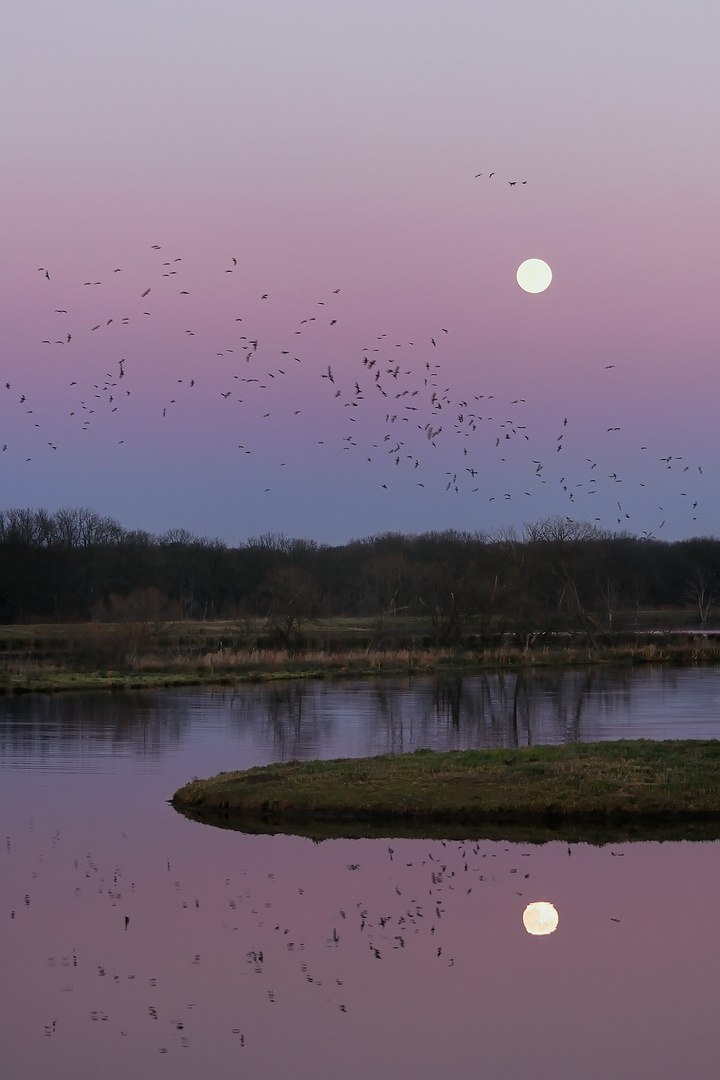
[4,666,720,777]
[3,668,720,1079]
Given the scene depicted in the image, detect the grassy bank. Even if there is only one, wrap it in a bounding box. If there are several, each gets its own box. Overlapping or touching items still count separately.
[3,622,720,693]
[171,741,720,826]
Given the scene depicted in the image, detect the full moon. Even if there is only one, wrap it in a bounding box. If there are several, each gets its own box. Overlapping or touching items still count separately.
[516,258,552,294]
[522,901,559,936]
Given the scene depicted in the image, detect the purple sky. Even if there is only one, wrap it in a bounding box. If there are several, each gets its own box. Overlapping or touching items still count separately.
[2,0,718,543]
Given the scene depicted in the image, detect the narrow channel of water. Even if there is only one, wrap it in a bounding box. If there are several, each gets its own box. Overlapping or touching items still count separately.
[3,666,720,778]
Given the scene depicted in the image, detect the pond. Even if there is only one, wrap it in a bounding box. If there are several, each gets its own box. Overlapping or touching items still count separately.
[3,667,720,1079]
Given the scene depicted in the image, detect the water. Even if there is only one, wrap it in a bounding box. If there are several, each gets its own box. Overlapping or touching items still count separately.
[3,667,720,1079]
[4,666,720,777]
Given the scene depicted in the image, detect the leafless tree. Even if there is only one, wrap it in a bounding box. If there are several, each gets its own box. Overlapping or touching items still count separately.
[686,569,715,629]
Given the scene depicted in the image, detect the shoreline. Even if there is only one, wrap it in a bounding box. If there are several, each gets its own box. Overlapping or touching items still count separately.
[3,634,720,694]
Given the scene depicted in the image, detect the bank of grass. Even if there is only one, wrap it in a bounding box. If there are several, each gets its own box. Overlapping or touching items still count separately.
[3,632,720,693]
[171,741,720,825]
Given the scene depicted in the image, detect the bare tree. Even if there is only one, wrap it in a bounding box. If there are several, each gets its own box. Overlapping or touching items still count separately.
[598,576,621,632]
[261,566,320,652]
[686,570,715,629]
[92,587,183,666]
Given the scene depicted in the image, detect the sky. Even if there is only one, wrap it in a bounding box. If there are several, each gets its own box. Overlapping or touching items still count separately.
[1,0,719,545]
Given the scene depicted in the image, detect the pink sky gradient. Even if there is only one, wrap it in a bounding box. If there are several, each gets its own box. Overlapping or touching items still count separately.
[1,0,718,542]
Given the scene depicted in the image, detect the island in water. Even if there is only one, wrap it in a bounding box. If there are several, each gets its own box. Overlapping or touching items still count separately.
[171,740,720,834]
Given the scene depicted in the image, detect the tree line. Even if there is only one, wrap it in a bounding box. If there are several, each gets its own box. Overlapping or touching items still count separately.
[0,507,718,638]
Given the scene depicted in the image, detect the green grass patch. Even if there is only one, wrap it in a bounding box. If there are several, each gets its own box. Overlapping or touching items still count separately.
[171,741,720,826]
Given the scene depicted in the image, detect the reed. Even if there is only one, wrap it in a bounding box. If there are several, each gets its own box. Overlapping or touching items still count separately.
[2,631,720,693]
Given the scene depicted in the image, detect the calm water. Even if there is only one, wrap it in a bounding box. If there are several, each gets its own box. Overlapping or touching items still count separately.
[3,668,720,1079]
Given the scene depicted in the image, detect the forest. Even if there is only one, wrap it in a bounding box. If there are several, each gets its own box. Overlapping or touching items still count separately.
[0,507,718,643]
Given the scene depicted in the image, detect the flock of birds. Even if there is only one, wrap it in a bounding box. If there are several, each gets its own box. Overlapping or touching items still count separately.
[474,172,528,186]
[2,237,705,537]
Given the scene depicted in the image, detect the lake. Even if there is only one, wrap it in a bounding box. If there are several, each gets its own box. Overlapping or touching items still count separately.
[3,667,720,1079]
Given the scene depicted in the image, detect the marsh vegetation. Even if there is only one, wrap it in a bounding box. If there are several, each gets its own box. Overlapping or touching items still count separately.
[3,622,720,694]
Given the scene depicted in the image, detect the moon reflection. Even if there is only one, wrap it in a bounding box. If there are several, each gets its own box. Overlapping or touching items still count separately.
[516,258,552,293]
[523,901,559,936]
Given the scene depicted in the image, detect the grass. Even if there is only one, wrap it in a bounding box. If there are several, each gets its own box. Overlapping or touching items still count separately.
[171,741,720,827]
[3,626,720,693]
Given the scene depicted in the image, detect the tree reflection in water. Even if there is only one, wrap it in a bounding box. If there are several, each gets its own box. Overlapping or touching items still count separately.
[0,666,717,769]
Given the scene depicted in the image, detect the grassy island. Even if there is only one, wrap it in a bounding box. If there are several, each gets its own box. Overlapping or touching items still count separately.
[171,740,720,830]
